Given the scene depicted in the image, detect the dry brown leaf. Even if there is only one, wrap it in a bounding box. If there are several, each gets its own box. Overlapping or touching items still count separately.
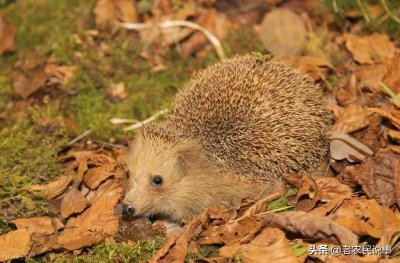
[297,56,334,81]
[60,151,116,183]
[44,175,73,199]
[332,103,372,133]
[85,178,123,204]
[382,51,400,93]
[12,59,48,98]
[150,213,205,263]
[94,0,138,31]
[339,33,395,64]
[395,161,400,207]
[0,14,15,55]
[0,229,31,261]
[44,63,76,85]
[60,187,90,218]
[330,131,374,162]
[282,172,320,212]
[354,64,385,92]
[340,151,399,206]
[58,185,121,250]
[181,9,229,58]
[259,8,306,56]
[219,227,298,263]
[369,108,400,130]
[12,216,63,235]
[331,198,400,238]
[83,164,117,190]
[11,216,63,256]
[262,211,358,246]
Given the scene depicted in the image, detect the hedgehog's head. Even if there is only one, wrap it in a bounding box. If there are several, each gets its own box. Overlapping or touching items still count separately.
[122,125,209,223]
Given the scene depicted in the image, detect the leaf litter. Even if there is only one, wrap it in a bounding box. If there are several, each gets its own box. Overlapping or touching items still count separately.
[1,0,400,262]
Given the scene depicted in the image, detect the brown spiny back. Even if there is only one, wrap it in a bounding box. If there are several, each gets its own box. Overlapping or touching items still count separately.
[161,54,330,183]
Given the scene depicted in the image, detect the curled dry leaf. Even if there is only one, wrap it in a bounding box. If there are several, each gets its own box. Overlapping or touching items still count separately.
[0,14,15,55]
[297,56,334,81]
[331,198,400,238]
[262,211,358,246]
[107,82,128,101]
[85,178,123,204]
[340,151,399,206]
[83,163,117,190]
[44,175,73,199]
[382,51,400,94]
[259,8,306,56]
[332,103,372,133]
[219,227,298,263]
[283,172,352,214]
[369,108,400,130]
[58,185,121,250]
[0,229,31,261]
[339,33,395,64]
[60,187,90,218]
[330,131,374,162]
[11,216,63,256]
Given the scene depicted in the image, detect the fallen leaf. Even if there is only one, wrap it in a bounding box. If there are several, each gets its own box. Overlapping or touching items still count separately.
[12,58,47,98]
[12,216,63,235]
[11,217,63,256]
[44,175,73,199]
[60,187,90,218]
[83,164,117,190]
[340,151,399,206]
[219,227,298,263]
[332,104,372,133]
[85,178,123,204]
[297,56,334,81]
[339,33,395,64]
[0,229,31,261]
[181,9,229,58]
[382,51,400,93]
[369,108,400,130]
[330,131,374,162]
[331,198,400,238]
[58,185,121,250]
[94,0,138,31]
[262,211,358,246]
[259,8,306,56]
[0,14,15,55]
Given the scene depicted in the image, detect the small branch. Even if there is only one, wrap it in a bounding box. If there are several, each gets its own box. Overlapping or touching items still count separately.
[124,109,168,131]
[380,0,400,24]
[65,129,91,147]
[110,118,138,124]
[120,20,226,61]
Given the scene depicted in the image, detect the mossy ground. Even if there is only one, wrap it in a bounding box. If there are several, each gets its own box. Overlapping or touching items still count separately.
[0,0,265,261]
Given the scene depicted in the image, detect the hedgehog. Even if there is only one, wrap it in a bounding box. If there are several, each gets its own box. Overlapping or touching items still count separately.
[122,54,331,223]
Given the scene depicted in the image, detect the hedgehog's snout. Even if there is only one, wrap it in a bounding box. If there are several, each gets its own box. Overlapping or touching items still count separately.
[122,203,135,217]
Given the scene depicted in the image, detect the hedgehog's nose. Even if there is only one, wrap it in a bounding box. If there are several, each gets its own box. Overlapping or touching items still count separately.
[122,203,135,217]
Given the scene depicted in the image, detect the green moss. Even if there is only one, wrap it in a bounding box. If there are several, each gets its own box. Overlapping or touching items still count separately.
[224,28,266,56]
[50,238,164,263]
[267,188,297,211]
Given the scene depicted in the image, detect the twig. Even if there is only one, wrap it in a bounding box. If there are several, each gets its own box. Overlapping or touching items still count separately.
[356,0,370,23]
[120,20,226,61]
[110,118,139,124]
[65,129,91,147]
[124,109,168,131]
[380,0,400,24]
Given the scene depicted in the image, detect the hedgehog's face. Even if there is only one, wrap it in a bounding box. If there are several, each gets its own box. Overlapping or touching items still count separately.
[122,133,192,222]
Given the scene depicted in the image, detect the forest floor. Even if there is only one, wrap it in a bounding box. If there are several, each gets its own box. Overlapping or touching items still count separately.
[1,0,400,262]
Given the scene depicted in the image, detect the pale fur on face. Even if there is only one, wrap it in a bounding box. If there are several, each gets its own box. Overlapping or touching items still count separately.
[123,129,266,223]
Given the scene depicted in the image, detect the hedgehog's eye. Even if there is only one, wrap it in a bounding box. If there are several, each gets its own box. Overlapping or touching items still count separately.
[151,175,163,187]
